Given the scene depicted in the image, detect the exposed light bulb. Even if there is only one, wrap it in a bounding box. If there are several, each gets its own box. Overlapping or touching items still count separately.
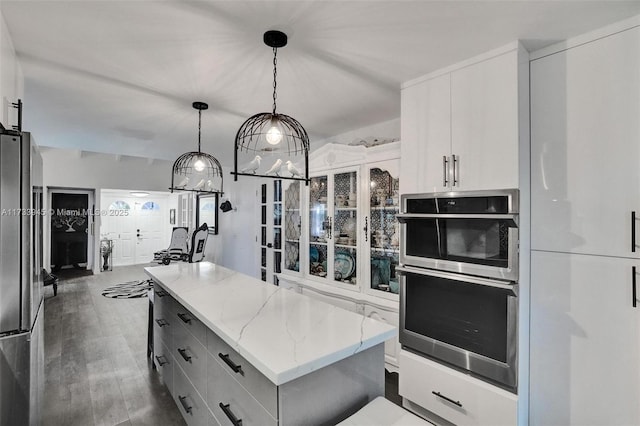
[193,158,206,172]
[266,125,282,145]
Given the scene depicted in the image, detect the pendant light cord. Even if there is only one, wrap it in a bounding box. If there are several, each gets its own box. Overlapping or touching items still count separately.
[272,47,278,115]
[197,108,202,153]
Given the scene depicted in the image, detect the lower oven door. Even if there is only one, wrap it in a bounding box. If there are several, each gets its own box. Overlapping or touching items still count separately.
[398,265,518,390]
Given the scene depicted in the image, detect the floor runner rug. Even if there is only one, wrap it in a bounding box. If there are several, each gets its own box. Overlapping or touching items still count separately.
[102,279,152,299]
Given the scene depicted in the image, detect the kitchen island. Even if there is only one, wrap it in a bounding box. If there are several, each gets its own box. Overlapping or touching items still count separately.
[145,261,396,426]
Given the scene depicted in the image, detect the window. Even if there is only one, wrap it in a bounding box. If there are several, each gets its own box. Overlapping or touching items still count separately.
[141,201,160,211]
[108,200,130,210]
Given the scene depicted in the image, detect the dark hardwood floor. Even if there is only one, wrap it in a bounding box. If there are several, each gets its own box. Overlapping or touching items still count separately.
[42,265,185,426]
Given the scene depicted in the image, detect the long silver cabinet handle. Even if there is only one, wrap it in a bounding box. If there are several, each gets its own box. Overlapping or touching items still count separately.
[452,154,459,186]
[442,156,449,187]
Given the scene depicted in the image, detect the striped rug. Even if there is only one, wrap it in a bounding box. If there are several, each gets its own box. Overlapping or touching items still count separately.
[101,279,152,299]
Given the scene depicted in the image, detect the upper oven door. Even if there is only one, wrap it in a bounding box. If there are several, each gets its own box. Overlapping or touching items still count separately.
[398,190,519,281]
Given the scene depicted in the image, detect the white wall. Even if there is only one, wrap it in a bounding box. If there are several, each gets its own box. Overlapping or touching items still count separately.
[41,147,175,272]
[314,117,400,146]
[204,175,260,278]
[41,147,174,191]
[0,9,24,129]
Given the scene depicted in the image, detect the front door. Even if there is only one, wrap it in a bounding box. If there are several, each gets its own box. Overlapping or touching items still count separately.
[134,200,163,264]
[259,181,283,285]
[102,195,168,266]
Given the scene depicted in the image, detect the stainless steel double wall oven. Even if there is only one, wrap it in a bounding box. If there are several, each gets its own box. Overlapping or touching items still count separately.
[397,189,519,390]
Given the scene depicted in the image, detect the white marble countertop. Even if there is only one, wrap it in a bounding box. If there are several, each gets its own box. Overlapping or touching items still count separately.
[145,262,396,386]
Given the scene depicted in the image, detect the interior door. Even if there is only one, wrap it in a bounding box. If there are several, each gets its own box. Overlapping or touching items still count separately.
[259,180,283,284]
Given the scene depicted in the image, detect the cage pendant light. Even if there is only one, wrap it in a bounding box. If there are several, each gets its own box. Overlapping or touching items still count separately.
[170,101,224,194]
[232,30,310,185]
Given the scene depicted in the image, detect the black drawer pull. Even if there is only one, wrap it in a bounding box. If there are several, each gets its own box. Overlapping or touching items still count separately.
[218,353,243,374]
[178,395,192,415]
[219,403,242,426]
[155,318,168,327]
[177,348,191,362]
[156,290,168,298]
[177,313,192,324]
[633,266,637,308]
[154,355,168,367]
[432,391,463,408]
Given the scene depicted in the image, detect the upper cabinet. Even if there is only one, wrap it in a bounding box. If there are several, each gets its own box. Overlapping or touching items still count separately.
[401,43,528,194]
[530,26,640,258]
[0,11,24,129]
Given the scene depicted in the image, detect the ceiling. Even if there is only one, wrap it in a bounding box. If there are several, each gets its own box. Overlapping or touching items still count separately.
[2,1,640,165]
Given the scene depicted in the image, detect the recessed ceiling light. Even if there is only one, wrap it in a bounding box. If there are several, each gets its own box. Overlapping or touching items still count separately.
[130,191,150,197]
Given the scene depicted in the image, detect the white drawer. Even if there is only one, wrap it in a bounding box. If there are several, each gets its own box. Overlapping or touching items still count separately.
[206,329,278,418]
[174,323,208,399]
[399,350,517,426]
[207,352,277,426]
[174,363,214,426]
[174,304,207,345]
[153,340,174,394]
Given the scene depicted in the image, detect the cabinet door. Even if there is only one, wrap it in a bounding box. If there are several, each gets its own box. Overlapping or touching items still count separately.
[530,251,640,425]
[400,74,451,194]
[309,175,330,280]
[332,170,359,287]
[531,27,640,257]
[283,180,302,274]
[364,305,399,367]
[258,180,283,285]
[365,161,400,298]
[451,51,519,191]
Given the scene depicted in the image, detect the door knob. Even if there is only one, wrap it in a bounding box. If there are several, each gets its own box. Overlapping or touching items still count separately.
[137,234,141,237]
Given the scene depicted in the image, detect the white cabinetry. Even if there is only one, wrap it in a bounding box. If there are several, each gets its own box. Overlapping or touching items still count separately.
[400,73,450,194]
[401,43,526,194]
[0,12,24,128]
[451,52,519,191]
[531,26,640,257]
[530,23,640,426]
[399,350,517,426]
[530,251,640,425]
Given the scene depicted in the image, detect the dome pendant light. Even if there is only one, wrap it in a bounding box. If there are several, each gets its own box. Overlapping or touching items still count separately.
[170,101,224,194]
[232,30,310,185]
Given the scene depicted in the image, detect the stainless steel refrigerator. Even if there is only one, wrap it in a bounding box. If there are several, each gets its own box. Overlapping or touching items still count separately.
[0,129,44,426]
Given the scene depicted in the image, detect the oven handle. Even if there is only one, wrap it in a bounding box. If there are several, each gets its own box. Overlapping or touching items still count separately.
[396,265,517,293]
[396,213,518,226]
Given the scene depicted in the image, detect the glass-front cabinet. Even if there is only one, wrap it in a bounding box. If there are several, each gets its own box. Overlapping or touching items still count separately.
[308,169,360,288]
[278,142,401,303]
[283,180,302,274]
[365,161,400,297]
